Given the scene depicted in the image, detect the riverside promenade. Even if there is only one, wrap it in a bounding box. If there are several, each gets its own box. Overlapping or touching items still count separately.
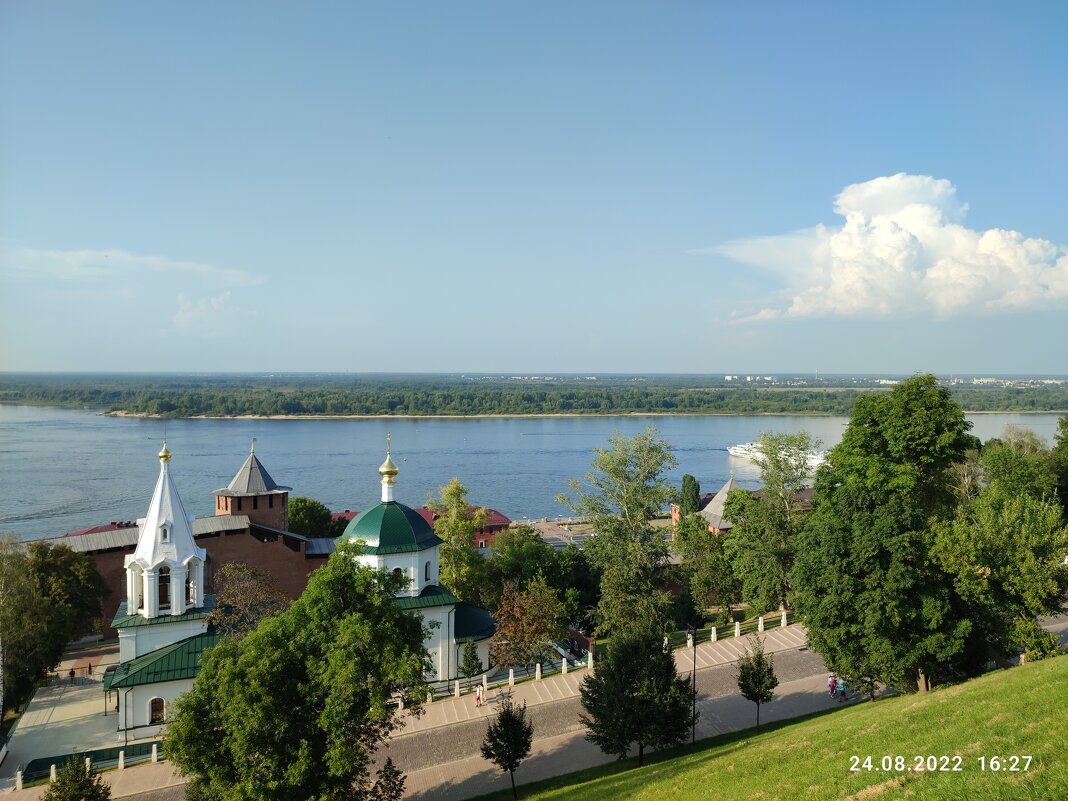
[2,623,845,800]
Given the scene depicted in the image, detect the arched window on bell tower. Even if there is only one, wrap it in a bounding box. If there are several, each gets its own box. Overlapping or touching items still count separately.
[158,566,171,609]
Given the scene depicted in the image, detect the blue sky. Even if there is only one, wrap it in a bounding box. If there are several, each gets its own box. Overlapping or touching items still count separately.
[2,1,1066,375]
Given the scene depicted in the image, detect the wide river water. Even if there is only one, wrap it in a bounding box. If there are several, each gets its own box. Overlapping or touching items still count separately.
[0,405,1062,541]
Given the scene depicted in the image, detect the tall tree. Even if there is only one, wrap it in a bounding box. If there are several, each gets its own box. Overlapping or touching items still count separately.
[673,513,739,623]
[1054,415,1068,519]
[933,486,1068,663]
[41,757,111,801]
[481,699,534,801]
[679,474,701,518]
[165,542,430,801]
[830,373,975,514]
[1,537,107,712]
[722,431,815,612]
[580,624,696,766]
[490,577,565,669]
[793,376,975,693]
[429,478,490,605]
[460,641,483,689]
[288,496,341,538]
[207,561,290,638]
[557,427,677,636]
[981,426,1058,501]
[736,637,779,729]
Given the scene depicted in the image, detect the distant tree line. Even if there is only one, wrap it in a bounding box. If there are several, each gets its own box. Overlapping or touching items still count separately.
[1,374,1066,417]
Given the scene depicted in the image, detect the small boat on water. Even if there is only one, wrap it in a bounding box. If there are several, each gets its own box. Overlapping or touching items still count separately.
[728,442,827,469]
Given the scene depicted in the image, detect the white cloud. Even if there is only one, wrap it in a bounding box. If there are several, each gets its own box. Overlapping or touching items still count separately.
[172,292,245,337]
[0,245,262,288]
[708,173,1068,320]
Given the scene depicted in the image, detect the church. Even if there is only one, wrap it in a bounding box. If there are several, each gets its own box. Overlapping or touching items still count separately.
[103,438,494,735]
[335,437,495,684]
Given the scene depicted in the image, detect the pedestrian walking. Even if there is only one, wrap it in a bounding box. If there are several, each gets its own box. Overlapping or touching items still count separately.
[836,677,846,703]
[828,674,836,697]
[475,685,483,708]
[68,668,75,684]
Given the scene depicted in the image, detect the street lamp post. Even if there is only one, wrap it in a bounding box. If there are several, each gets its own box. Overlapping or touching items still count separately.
[688,624,697,744]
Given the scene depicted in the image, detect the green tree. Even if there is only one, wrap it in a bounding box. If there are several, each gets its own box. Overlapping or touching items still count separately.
[481,699,534,801]
[207,561,290,638]
[429,478,490,605]
[27,541,109,639]
[165,542,430,801]
[41,757,111,801]
[933,486,1068,664]
[557,427,677,637]
[736,637,779,729]
[679,474,701,518]
[673,514,739,623]
[793,376,977,692]
[1,537,107,712]
[579,624,696,766]
[287,496,337,538]
[490,577,565,669]
[460,641,483,689]
[722,431,816,613]
[830,373,974,514]
[1053,415,1068,519]
[981,426,1057,501]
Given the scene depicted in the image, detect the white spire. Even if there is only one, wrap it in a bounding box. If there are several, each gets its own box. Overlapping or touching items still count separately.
[126,442,206,618]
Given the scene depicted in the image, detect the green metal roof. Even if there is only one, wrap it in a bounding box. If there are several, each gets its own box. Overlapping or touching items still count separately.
[104,632,222,689]
[454,602,495,643]
[110,596,216,629]
[336,502,442,555]
[392,584,460,610]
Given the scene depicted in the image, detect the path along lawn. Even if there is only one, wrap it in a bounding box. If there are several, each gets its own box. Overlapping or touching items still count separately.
[473,655,1068,801]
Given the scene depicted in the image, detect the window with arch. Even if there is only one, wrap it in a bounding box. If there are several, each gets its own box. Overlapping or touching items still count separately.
[424,561,431,582]
[159,523,170,543]
[150,697,165,724]
[158,567,170,609]
[186,560,198,604]
[392,567,403,579]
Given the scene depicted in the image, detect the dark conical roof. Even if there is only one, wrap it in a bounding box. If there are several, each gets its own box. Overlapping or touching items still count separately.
[214,448,291,497]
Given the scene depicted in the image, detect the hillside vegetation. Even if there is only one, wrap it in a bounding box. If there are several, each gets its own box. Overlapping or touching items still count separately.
[1,373,1066,417]
[475,656,1068,801]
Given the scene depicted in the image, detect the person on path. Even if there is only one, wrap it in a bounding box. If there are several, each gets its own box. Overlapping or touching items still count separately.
[836,677,846,703]
[68,668,75,684]
[828,674,836,697]
[475,685,483,708]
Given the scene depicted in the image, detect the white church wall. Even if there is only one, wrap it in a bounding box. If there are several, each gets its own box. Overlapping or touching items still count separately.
[119,677,194,735]
[128,620,208,659]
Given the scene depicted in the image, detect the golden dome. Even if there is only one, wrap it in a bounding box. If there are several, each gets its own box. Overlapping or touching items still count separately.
[378,433,398,481]
[159,440,172,463]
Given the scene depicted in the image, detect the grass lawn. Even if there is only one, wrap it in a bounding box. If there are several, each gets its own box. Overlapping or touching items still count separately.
[472,655,1068,801]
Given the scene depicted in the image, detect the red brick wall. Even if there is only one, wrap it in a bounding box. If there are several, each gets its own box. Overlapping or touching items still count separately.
[91,525,325,639]
[215,493,289,530]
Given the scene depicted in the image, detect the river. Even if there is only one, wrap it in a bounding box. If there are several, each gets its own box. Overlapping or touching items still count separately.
[0,405,1062,541]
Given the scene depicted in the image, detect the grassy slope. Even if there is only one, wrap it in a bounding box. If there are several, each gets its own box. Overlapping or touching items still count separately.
[475,656,1068,801]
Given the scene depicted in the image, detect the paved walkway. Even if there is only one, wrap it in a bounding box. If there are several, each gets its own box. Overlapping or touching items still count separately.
[1,624,820,799]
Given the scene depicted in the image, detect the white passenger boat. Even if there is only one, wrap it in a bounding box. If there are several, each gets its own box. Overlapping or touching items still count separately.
[728,442,826,468]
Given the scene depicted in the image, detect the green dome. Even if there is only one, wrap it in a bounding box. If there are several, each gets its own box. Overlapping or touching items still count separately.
[337,501,443,555]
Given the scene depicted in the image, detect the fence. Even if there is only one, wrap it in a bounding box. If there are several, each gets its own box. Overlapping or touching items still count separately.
[21,741,164,783]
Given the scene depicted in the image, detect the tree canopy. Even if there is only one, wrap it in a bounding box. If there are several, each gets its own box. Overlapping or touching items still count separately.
[579,624,696,766]
[288,496,344,538]
[558,427,676,637]
[793,376,978,692]
[481,699,534,801]
[41,757,111,801]
[736,637,779,728]
[429,478,490,606]
[165,543,429,801]
[207,561,290,638]
[1,537,108,712]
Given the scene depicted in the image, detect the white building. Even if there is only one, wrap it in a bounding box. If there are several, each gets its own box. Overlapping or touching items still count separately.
[335,438,494,684]
[104,442,219,736]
